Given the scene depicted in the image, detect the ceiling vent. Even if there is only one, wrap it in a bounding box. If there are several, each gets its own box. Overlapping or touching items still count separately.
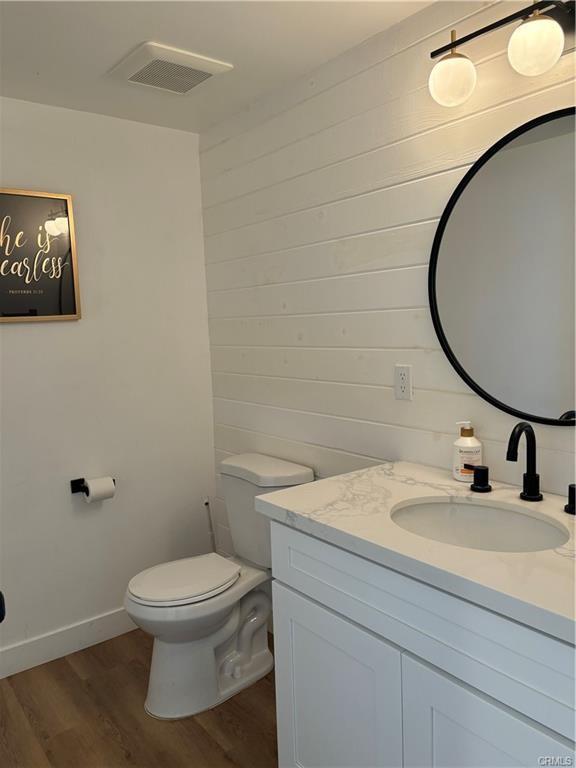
[109,42,233,95]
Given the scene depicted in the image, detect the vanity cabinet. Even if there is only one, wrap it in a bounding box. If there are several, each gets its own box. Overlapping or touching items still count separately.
[402,656,572,768]
[271,522,575,768]
[273,582,402,768]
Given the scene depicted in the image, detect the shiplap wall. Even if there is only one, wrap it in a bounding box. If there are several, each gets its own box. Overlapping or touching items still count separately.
[199,1,576,552]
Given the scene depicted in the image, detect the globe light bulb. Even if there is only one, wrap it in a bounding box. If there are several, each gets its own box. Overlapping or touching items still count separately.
[508,14,564,76]
[55,216,69,235]
[429,51,477,107]
[44,219,60,237]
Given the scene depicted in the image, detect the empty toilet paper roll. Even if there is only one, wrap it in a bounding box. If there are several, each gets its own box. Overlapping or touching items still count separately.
[84,477,116,503]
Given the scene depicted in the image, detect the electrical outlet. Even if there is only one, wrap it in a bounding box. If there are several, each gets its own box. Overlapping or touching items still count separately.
[394,364,413,400]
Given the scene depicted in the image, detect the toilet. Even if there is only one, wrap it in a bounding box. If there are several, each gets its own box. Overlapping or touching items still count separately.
[124,453,314,719]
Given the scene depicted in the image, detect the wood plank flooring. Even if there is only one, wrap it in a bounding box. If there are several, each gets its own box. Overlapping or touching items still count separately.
[0,630,278,768]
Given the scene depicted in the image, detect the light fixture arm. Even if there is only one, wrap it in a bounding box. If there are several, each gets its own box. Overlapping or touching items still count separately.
[450,28,457,52]
[430,0,574,59]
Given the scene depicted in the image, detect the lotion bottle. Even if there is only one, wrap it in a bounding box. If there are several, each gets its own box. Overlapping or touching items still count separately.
[453,421,482,482]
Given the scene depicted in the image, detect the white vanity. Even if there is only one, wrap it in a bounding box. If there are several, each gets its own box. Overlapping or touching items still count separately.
[255,462,575,768]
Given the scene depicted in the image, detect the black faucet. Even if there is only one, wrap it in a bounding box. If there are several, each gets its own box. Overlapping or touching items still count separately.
[506,422,543,502]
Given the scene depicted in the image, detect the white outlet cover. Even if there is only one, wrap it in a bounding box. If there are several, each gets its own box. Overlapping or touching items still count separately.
[394,364,413,401]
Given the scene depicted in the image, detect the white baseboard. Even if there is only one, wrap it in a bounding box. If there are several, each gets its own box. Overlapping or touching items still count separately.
[0,607,136,679]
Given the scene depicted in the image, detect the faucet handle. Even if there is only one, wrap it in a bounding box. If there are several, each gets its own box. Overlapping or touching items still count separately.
[565,484,575,515]
[464,464,492,493]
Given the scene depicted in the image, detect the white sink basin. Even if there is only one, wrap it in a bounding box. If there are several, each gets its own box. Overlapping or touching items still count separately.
[391,498,569,552]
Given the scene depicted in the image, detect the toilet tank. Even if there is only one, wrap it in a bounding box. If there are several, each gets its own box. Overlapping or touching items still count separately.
[220,454,314,567]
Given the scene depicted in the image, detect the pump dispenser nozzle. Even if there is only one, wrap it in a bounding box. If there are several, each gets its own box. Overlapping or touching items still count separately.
[456,420,474,437]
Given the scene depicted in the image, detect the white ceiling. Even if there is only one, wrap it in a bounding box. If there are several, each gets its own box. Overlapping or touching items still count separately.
[0,1,429,134]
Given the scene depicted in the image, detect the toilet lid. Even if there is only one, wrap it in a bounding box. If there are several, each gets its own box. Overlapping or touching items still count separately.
[128,553,241,605]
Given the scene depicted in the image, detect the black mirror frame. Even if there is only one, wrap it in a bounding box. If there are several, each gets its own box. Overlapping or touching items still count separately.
[428,106,576,427]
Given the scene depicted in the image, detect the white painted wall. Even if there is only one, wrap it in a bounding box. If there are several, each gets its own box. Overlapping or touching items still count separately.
[0,97,215,676]
[199,0,576,549]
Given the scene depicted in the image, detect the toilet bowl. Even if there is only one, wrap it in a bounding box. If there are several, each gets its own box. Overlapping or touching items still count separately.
[125,453,314,719]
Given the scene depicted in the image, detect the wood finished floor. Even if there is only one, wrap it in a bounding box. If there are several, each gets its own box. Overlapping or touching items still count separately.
[0,630,278,768]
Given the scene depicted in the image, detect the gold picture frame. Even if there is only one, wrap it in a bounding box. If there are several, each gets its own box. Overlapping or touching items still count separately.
[0,188,81,322]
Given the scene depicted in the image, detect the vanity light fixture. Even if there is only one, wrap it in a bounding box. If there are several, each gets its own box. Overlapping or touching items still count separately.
[429,30,477,107]
[429,0,574,106]
[508,7,565,75]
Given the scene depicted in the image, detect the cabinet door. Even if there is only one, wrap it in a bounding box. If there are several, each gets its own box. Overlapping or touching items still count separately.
[402,655,575,768]
[273,581,402,768]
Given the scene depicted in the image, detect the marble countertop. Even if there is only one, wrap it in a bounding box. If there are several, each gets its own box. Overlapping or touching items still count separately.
[255,462,575,644]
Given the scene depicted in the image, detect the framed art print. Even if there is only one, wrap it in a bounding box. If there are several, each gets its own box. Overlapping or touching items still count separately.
[0,189,81,322]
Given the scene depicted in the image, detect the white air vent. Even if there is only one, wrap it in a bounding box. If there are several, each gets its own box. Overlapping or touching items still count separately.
[109,42,233,95]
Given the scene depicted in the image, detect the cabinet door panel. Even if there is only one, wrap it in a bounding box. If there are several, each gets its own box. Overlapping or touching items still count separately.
[273,581,402,768]
[402,655,575,768]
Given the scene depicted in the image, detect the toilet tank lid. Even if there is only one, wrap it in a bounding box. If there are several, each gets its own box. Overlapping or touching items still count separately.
[220,453,314,487]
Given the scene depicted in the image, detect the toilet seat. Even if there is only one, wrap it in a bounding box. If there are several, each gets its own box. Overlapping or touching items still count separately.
[128,553,241,607]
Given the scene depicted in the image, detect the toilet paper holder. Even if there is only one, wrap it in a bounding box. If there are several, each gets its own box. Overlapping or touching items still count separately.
[70,477,116,495]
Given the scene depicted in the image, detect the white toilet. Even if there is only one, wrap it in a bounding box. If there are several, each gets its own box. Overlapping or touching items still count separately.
[125,453,313,719]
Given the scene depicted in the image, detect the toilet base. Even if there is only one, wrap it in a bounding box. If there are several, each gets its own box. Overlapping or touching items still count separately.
[145,646,274,719]
[144,590,273,719]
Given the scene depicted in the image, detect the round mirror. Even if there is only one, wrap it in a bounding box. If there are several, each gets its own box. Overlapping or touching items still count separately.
[429,108,575,426]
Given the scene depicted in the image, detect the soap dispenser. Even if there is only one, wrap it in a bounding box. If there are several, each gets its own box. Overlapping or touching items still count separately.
[453,421,482,482]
